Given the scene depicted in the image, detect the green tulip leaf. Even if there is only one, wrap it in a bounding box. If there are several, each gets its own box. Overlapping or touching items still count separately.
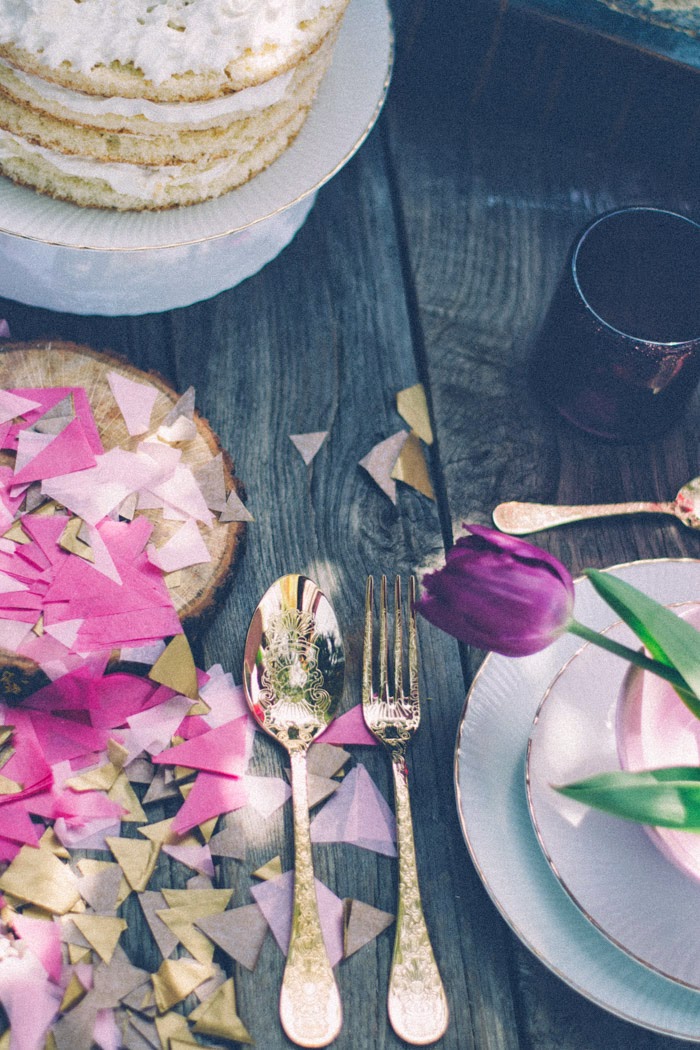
[557,766,700,830]
[584,568,700,714]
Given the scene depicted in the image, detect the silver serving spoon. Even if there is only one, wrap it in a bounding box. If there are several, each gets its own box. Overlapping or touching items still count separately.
[243,574,345,1048]
[492,476,700,535]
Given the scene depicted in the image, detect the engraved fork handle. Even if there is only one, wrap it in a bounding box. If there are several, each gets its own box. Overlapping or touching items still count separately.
[280,749,342,1048]
[492,499,676,535]
[388,750,449,1046]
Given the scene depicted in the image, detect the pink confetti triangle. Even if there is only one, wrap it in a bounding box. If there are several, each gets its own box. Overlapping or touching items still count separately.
[152,715,250,777]
[0,389,40,425]
[316,704,378,746]
[162,843,215,877]
[172,771,249,835]
[107,371,159,437]
[251,870,344,967]
[310,763,396,856]
[12,417,96,486]
[10,913,62,982]
[0,949,61,1050]
[358,430,409,504]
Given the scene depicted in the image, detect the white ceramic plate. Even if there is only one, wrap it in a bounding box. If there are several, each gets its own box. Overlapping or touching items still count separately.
[528,609,700,990]
[455,559,700,1040]
[0,0,392,314]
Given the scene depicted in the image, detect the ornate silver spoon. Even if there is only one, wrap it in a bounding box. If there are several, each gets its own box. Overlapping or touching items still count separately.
[493,476,700,534]
[243,574,345,1048]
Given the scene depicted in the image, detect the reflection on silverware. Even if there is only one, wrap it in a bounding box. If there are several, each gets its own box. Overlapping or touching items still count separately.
[362,575,449,1046]
[243,574,345,1049]
[493,475,700,534]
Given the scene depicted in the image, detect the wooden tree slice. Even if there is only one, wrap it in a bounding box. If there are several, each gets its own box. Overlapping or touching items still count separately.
[0,340,247,697]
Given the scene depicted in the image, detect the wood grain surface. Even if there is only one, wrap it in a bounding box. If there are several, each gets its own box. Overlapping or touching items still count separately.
[0,1,698,1047]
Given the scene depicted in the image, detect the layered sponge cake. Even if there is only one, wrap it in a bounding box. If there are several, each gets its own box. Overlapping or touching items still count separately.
[0,0,349,210]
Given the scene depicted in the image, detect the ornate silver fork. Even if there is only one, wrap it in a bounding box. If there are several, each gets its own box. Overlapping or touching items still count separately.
[362,575,449,1046]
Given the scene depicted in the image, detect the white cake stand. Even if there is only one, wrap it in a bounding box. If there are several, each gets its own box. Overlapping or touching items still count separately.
[0,0,392,315]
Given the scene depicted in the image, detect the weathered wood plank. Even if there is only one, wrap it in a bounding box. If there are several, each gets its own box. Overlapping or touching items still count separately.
[385,1,700,1048]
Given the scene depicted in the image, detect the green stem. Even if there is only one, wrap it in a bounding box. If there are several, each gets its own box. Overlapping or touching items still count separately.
[567,618,689,691]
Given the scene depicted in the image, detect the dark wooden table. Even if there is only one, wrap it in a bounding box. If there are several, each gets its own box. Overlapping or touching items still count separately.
[2,1,700,1046]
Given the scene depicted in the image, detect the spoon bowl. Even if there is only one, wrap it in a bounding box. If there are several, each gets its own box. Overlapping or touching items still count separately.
[243,574,344,1048]
[493,475,700,534]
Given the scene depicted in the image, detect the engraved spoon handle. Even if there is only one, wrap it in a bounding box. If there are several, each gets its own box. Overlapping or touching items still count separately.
[388,751,449,1046]
[492,499,676,535]
[280,749,342,1048]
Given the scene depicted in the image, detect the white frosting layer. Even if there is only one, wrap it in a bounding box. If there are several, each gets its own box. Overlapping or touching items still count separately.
[1,59,294,127]
[0,0,327,83]
[0,127,233,199]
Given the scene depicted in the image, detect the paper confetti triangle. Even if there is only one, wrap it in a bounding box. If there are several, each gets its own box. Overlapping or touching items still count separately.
[138,891,180,962]
[0,844,81,914]
[192,455,227,513]
[289,431,328,465]
[147,518,211,574]
[189,978,253,1044]
[59,973,87,1013]
[343,898,394,958]
[148,633,199,700]
[137,816,198,847]
[105,836,160,893]
[76,862,124,914]
[76,857,130,908]
[251,870,344,966]
[152,715,249,777]
[308,742,351,779]
[155,906,216,965]
[151,958,213,1013]
[107,770,148,823]
[0,389,40,425]
[396,383,434,445]
[391,431,435,500]
[317,703,378,746]
[251,856,283,881]
[195,903,268,972]
[161,842,215,877]
[107,371,159,437]
[71,913,128,964]
[219,488,254,523]
[358,430,409,504]
[207,823,246,861]
[243,774,291,818]
[306,772,341,810]
[162,386,195,427]
[154,1011,198,1049]
[310,763,397,856]
[90,945,151,1009]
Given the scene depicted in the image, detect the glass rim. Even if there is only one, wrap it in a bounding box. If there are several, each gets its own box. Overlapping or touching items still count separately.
[571,206,700,348]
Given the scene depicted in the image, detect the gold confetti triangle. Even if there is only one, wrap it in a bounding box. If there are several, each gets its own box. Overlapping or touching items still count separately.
[60,973,88,1013]
[0,845,81,914]
[189,978,253,1044]
[138,817,199,848]
[58,516,94,562]
[107,771,148,823]
[151,958,213,1013]
[72,914,128,964]
[66,761,121,793]
[160,888,232,911]
[251,856,282,881]
[197,816,218,843]
[391,431,435,500]
[154,1011,198,1049]
[2,520,30,543]
[39,827,70,858]
[155,907,215,966]
[106,837,160,893]
[107,739,129,768]
[148,634,199,700]
[396,383,434,445]
[0,774,21,796]
[68,943,92,965]
[219,488,254,523]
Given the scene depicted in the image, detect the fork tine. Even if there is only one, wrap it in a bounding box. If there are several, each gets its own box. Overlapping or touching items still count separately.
[408,575,419,703]
[362,576,374,704]
[378,575,389,702]
[393,576,403,700]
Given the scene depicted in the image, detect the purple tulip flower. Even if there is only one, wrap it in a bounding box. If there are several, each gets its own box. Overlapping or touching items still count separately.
[416,523,575,656]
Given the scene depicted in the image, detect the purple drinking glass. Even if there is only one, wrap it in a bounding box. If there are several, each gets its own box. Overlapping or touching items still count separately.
[531,206,700,441]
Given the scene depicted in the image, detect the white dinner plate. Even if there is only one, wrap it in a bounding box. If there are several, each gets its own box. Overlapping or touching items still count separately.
[455,559,700,1040]
[527,607,700,990]
[0,0,393,314]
